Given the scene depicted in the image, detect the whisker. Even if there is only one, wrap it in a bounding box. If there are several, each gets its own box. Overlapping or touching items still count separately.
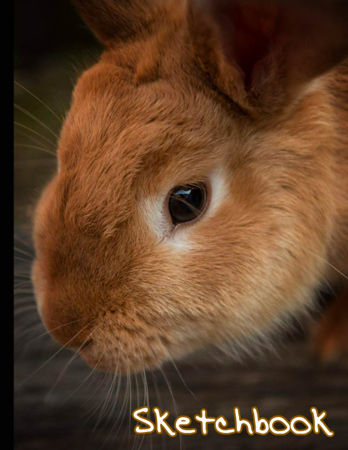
[128,370,132,448]
[14,278,31,285]
[14,122,56,148]
[13,271,32,278]
[14,103,60,140]
[14,291,34,297]
[110,361,131,446]
[150,371,166,450]
[19,317,98,386]
[101,357,125,446]
[81,367,111,425]
[14,254,33,264]
[13,296,35,305]
[13,245,34,259]
[100,375,121,447]
[93,367,117,433]
[149,346,182,449]
[308,249,348,280]
[15,143,56,157]
[131,372,143,450]
[14,81,64,125]
[15,128,56,152]
[45,325,99,400]
[14,305,37,316]
[59,353,104,406]
[90,358,122,446]
[167,353,200,404]
[139,359,150,450]
[13,234,34,250]
[14,280,32,290]
[14,279,32,286]
[14,318,43,345]
[24,318,88,348]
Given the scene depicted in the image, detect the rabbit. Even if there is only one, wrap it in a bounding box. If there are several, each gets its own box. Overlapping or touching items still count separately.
[32,0,348,374]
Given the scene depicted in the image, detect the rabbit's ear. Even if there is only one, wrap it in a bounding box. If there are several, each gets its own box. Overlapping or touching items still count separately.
[189,0,348,115]
[71,0,179,47]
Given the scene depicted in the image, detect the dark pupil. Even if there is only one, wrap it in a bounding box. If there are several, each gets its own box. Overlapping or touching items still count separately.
[168,184,207,225]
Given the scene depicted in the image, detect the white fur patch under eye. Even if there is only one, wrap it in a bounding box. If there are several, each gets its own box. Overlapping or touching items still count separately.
[206,169,229,220]
[141,168,229,251]
[142,195,170,240]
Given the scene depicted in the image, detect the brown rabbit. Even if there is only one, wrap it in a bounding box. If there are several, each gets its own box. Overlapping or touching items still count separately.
[32,0,348,373]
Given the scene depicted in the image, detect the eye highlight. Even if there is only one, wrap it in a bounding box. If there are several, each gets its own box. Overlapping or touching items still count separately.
[168,183,207,226]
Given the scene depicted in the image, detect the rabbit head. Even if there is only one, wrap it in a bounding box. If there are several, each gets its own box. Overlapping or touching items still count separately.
[32,0,348,372]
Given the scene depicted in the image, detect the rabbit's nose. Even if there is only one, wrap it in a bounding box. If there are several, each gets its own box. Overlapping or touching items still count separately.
[40,298,96,349]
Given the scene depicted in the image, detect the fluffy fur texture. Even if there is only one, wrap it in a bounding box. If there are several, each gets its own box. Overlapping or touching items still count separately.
[32,0,348,373]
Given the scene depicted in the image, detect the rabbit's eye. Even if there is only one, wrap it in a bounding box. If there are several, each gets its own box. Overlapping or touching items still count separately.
[168,183,207,225]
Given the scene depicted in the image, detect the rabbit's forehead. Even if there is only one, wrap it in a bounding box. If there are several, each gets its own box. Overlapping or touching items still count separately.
[63,61,232,155]
[59,63,232,179]
[56,129,223,238]
[53,63,235,235]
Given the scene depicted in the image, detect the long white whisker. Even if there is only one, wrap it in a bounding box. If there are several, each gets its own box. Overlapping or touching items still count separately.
[15,143,56,157]
[59,353,104,406]
[308,250,348,280]
[14,103,60,140]
[14,122,56,148]
[167,352,200,404]
[19,317,98,385]
[24,318,87,348]
[14,81,64,125]
[45,325,99,400]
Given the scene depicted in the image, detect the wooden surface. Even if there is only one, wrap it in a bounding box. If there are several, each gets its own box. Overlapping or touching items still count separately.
[14,231,348,450]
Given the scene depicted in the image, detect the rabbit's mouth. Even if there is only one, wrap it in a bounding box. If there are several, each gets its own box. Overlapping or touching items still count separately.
[32,252,184,374]
[78,332,169,374]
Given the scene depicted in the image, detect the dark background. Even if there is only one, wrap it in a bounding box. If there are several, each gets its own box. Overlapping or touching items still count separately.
[14,0,99,70]
[14,1,348,449]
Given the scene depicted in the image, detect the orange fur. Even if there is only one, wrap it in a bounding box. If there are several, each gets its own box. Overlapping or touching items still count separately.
[32,0,348,373]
